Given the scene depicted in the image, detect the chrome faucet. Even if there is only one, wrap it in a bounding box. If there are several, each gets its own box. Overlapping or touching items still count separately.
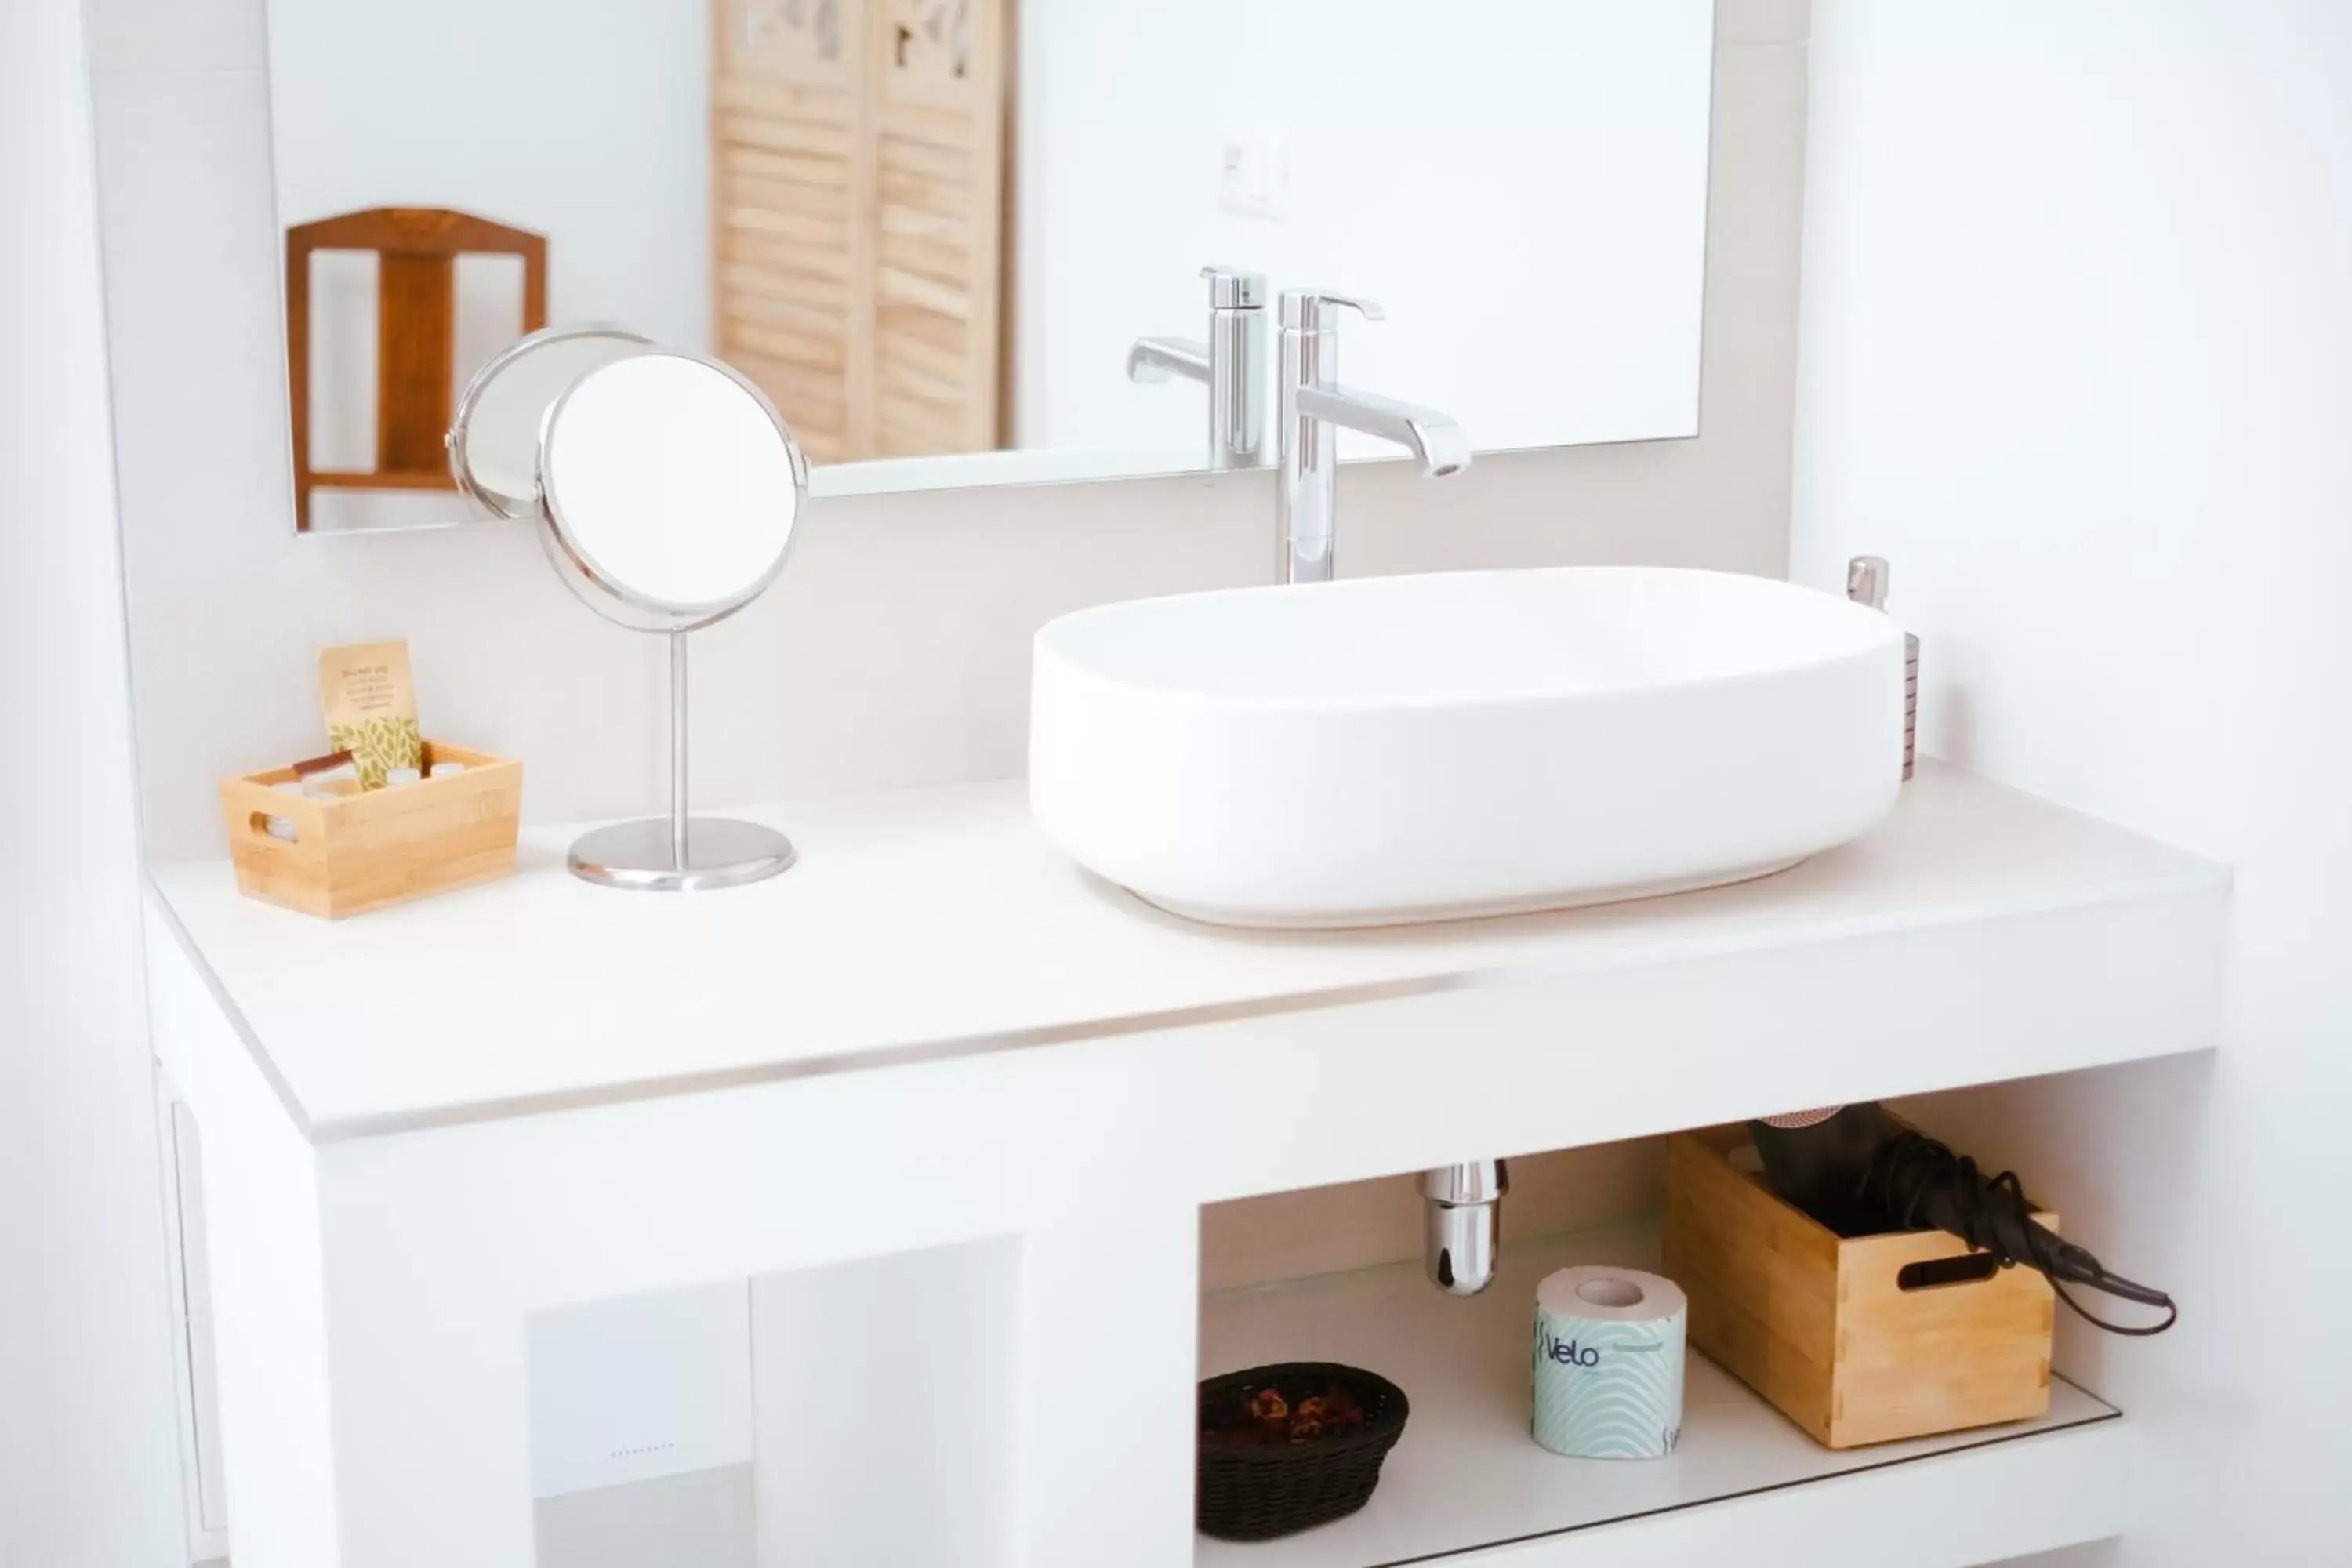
[1127,265,1269,470]
[1276,288,1470,584]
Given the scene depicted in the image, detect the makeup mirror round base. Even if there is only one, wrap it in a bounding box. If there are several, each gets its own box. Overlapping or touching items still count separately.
[566,817,797,893]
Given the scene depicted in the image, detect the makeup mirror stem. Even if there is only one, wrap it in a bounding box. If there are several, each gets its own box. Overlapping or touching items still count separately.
[670,630,690,869]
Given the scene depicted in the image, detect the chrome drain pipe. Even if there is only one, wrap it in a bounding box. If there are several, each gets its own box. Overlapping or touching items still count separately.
[1421,1160,1509,1295]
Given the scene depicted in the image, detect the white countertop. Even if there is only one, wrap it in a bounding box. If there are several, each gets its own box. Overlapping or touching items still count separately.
[147,762,2227,1142]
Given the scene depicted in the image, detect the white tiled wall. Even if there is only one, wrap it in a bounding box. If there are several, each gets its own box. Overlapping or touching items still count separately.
[86,0,1812,861]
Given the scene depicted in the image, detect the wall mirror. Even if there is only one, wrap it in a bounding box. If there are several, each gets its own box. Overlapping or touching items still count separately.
[267,0,1715,532]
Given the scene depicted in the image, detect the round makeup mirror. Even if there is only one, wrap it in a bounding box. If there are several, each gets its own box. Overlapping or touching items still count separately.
[539,352,808,633]
[532,350,811,891]
[448,325,654,521]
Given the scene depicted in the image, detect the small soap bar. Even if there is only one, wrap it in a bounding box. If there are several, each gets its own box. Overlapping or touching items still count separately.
[385,766,422,786]
[263,785,302,840]
[428,761,466,778]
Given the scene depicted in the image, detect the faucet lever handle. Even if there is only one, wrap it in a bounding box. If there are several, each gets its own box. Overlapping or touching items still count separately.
[1200,265,1268,310]
[1280,287,1386,332]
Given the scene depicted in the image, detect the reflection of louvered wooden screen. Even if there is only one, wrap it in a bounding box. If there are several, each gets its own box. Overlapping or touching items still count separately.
[713,0,1007,465]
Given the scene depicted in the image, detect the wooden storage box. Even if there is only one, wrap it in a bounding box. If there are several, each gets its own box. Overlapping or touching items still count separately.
[1661,1124,2056,1450]
[220,741,522,919]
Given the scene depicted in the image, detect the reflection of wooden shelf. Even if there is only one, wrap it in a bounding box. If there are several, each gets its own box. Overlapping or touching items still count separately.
[1199,1225,2128,1567]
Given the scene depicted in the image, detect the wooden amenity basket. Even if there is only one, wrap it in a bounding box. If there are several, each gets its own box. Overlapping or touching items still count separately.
[220,741,522,919]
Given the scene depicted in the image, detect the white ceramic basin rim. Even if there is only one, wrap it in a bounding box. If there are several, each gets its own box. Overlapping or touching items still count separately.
[1029,567,1907,928]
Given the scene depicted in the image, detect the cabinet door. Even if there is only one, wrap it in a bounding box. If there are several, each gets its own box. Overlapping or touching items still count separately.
[713,0,1007,464]
[157,1076,230,1563]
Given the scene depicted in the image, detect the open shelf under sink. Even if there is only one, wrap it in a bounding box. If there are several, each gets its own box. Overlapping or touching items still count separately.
[1197,1224,2127,1567]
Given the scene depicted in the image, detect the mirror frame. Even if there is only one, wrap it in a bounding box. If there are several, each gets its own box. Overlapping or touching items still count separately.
[447,322,657,523]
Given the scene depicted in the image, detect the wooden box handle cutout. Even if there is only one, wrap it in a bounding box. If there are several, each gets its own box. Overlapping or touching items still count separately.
[1896,1253,2002,1292]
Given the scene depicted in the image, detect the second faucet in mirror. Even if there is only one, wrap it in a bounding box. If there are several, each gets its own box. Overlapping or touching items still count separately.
[1127,265,1270,472]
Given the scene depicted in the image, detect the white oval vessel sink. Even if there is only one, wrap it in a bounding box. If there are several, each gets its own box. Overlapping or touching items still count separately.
[1029,567,1907,929]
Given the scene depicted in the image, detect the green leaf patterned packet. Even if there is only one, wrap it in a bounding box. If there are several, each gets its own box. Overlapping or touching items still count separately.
[318,640,423,789]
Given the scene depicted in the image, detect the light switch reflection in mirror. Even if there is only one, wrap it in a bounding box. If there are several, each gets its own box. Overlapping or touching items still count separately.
[262,0,1713,530]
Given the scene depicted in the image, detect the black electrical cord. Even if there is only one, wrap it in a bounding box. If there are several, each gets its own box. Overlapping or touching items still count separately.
[1860,1131,2179,1337]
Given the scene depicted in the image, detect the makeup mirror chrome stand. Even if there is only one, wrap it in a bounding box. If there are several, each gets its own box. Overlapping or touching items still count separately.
[448,332,808,891]
[561,628,796,891]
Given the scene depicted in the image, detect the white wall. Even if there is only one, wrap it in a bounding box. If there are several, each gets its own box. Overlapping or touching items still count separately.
[748,1240,1020,1568]
[265,0,709,354]
[0,1,192,1563]
[1790,4,2352,1562]
[90,0,1813,864]
[535,1466,756,1568]
[1014,0,1715,459]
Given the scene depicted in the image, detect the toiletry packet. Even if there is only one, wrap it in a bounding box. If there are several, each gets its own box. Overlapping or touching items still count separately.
[318,640,422,789]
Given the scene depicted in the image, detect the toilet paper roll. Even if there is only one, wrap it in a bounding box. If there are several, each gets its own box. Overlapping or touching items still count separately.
[1530,1265,1686,1460]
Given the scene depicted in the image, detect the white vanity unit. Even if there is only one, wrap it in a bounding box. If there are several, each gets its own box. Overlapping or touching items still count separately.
[145,763,2227,1568]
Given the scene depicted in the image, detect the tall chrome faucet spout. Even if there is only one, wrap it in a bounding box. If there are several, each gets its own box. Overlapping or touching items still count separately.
[1277,288,1469,584]
[1294,383,1472,478]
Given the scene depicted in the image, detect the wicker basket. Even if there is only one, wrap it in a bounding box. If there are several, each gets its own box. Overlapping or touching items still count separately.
[1196,1363,1410,1541]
